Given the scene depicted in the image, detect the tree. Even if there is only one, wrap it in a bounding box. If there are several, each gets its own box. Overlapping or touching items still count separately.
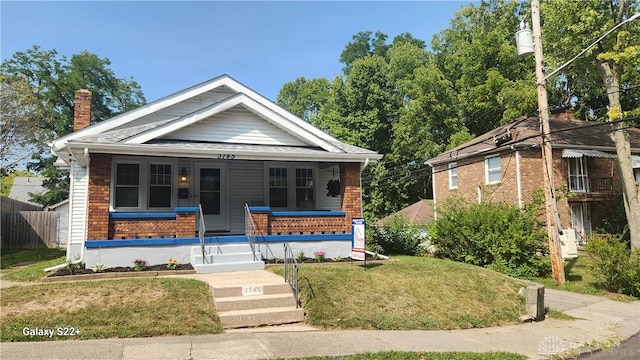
[431,0,539,136]
[541,0,640,249]
[0,72,45,173]
[276,77,331,124]
[1,46,146,206]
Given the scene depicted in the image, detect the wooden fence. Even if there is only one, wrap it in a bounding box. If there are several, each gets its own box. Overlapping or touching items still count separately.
[1,196,58,249]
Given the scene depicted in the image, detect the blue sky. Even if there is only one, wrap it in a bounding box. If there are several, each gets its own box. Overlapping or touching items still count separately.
[1,1,472,103]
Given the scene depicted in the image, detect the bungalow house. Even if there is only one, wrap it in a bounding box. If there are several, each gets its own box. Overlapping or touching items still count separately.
[51,75,382,272]
[426,110,640,244]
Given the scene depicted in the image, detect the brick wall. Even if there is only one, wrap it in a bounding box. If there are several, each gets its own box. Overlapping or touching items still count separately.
[87,154,111,240]
[109,218,177,239]
[340,162,362,232]
[433,148,622,231]
[176,211,196,238]
[268,216,346,235]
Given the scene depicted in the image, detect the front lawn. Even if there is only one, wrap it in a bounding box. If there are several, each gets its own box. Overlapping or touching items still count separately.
[288,351,527,360]
[0,278,223,341]
[1,248,66,282]
[533,252,637,302]
[272,256,526,330]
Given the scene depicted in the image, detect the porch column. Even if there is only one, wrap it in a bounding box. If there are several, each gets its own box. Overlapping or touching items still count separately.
[87,154,111,240]
[339,162,362,233]
[176,208,197,238]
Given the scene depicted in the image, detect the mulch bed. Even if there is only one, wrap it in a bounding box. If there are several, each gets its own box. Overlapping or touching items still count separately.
[264,253,383,264]
[48,263,194,277]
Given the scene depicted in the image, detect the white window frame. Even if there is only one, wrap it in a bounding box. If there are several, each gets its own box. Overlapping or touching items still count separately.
[264,162,318,210]
[448,162,458,190]
[485,155,501,185]
[111,156,178,211]
[634,168,639,184]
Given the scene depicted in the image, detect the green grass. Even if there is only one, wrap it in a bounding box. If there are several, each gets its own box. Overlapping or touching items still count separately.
[0,278,223,341]
[1,248,65,269]
[289,351,527,359]
[272,256,526,330]
[533,252,637,302]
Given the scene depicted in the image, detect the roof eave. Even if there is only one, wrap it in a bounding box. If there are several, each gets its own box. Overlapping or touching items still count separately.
[67,142,382,163]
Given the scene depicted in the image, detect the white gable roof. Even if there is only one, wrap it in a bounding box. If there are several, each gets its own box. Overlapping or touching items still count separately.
[51,75,381,163]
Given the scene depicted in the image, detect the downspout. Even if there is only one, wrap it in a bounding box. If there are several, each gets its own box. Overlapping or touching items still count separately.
[360,158,370,221]
[514,147,523,208]
[431,165,437,220]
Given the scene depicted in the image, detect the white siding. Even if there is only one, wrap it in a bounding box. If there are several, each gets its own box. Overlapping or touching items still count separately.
[115,87,237,130]
[228,160,264,233]
[316,165,341,211]
[162,106,308,146]
[67,161,88,260]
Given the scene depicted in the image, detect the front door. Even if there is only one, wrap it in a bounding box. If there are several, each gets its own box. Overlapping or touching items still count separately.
[196,164,226,231]
[570,203,591,244]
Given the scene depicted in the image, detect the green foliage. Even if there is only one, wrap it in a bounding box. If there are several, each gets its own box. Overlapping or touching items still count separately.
[1,46,146,206]
[586,235,640,297]
[368,216,427,256]
[429,199,549,277]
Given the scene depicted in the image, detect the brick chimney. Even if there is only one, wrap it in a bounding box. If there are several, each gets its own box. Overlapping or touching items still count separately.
[73,89,92,132]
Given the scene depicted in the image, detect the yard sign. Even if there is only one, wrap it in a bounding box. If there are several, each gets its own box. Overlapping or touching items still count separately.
[351,218,365,261]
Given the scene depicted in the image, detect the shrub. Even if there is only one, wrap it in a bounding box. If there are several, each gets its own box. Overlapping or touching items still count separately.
[586,235,640,297]
[313,250,327,262]
[429,199,549,277]
[166,258,179,270]
[367,215,427,256]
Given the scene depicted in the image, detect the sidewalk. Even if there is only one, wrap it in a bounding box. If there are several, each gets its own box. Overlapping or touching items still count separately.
[1,284,639,359]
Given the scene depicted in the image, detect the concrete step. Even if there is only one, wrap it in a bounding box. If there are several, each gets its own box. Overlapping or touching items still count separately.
[215,293,296,312]
[192,244,255,256]
[192,261,265,274]
[212,283,292,298]
[193,252,258,264]
[218,306,305,329]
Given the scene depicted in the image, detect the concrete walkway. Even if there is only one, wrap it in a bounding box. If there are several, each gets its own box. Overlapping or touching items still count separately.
[1,272,639,360]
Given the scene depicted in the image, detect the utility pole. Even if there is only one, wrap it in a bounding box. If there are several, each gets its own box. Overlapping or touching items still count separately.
[531,0,565,285]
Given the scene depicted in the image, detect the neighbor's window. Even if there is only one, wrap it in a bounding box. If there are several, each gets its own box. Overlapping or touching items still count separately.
[485,156,501,184]
[148,164,172,208]
[269,168,288,208]
[296,168,314,207]
[115,163,140,208]
[448,162,458,189]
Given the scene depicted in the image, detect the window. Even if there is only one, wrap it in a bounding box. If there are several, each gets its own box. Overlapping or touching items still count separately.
[149,164,172,208]
[568,157,588,192]
[266,164,316,209]
[113,157,177,210]
[269,168,288,208]
[448,162,458,189]
[115,163,140,208]
[485,156,501,184]
[634,168,640,184]
[296,168,314,207]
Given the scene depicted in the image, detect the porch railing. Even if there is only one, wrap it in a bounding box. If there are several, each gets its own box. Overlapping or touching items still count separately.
[568,176,614,193]
[197,204,209,264]
[283,243,300,308]
[244,204,259,261]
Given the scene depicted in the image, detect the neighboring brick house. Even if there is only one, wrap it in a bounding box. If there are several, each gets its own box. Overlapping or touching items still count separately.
[50,75,382,272]
[426,110,640,244]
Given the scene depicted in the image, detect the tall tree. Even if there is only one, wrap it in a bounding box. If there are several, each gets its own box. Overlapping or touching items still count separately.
[276,77,331,124]
[0,72,45,173]
[1,46,146,206]
[431,0,538,136]
[541,0,640,248]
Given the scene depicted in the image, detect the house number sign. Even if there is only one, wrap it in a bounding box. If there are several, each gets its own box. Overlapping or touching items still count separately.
[242,285,264,296]
[217,154,236,160]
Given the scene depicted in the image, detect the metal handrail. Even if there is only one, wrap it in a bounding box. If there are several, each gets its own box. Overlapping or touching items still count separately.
[283,243,300,308]
[198,204,208,264]
[244,204,259,261]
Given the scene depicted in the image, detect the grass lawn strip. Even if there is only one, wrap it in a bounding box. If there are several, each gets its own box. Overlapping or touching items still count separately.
[286,351,527,359]
[1,248,67,282]
[273,256,526,330]
[0,278,223,341]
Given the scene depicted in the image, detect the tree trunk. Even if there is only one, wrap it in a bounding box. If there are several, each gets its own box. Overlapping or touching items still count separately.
[597,60,640,249]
